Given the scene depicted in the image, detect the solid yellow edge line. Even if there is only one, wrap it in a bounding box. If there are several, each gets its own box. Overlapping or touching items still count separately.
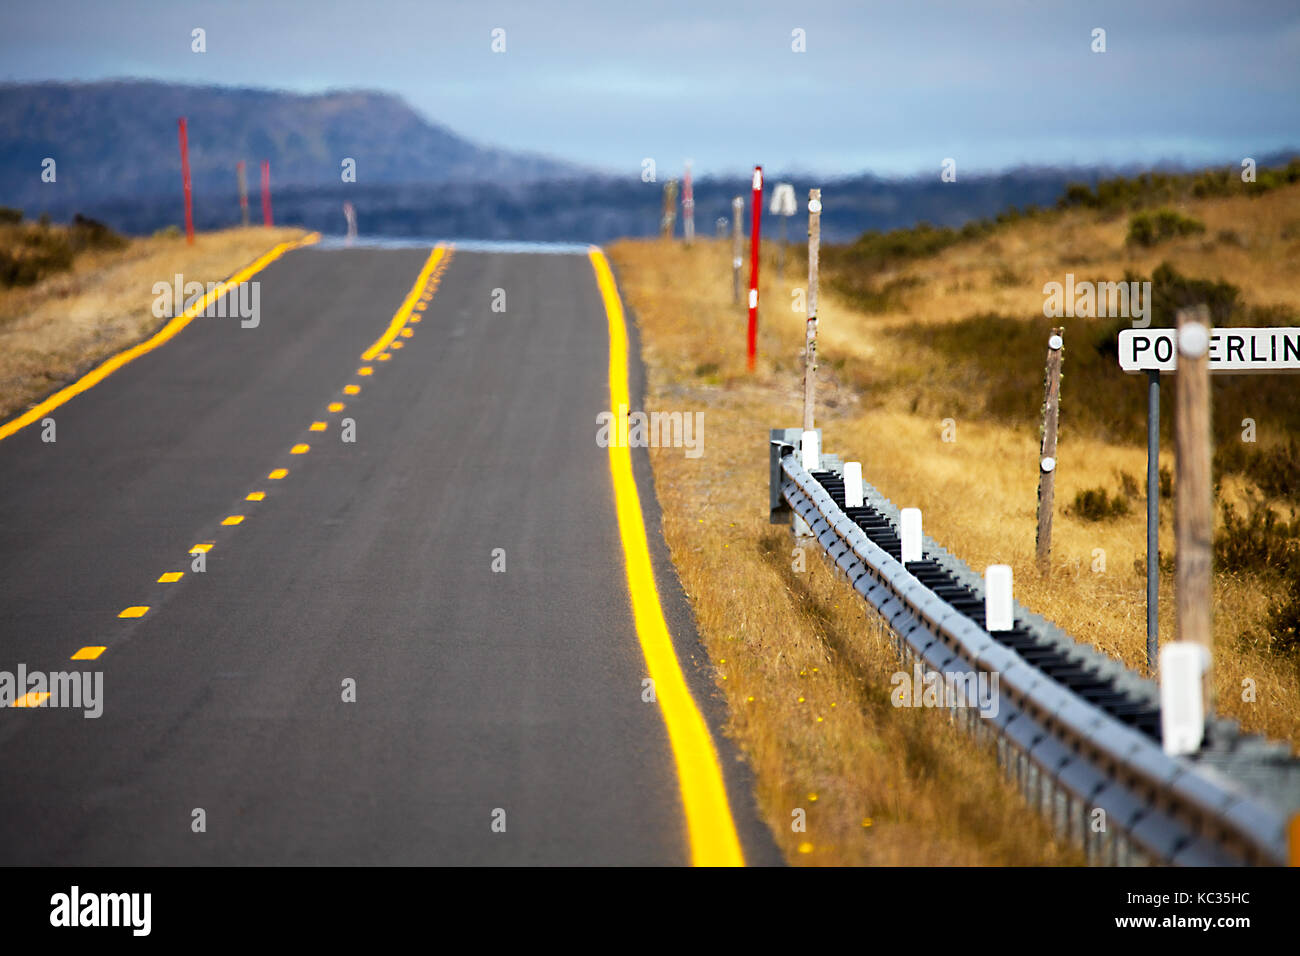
[588,246,745,867]
[0,231,322,444]
[360,245,449,361]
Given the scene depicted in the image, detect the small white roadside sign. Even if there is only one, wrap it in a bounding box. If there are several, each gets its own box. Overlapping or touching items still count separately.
[770,183,796,217]
[1118,327,1300,373]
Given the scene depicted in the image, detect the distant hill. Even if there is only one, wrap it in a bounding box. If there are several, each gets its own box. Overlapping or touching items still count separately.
[0,80,582,208]
[2,80,1294,245]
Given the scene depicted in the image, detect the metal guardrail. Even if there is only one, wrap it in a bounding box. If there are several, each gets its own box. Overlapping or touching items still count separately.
[770,428,1300,866]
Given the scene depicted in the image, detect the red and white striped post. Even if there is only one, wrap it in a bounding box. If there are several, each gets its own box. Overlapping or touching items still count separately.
[177,118,195,245]
[746,164,763,371]
[260,159,273,227]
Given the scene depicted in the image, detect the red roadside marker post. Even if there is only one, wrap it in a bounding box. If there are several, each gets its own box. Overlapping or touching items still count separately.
[746,164,763,371]
[260,160,273,227]
[177,118,194,245]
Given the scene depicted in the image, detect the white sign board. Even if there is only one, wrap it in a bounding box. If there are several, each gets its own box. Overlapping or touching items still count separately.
[1118,327,1300,373]
[770,183,797,217]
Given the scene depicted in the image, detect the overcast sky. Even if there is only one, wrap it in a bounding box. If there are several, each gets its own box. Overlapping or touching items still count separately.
[3,0,1298,178]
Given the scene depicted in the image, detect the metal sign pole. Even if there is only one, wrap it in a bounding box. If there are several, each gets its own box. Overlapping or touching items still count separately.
[1146,368,1160,673]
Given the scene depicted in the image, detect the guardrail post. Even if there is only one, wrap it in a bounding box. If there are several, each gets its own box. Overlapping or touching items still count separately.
[1174,304,1214,717]
[985,565,1014,631]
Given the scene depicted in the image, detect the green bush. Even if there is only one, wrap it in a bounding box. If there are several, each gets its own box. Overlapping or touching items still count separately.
[1071,487,1130,521]
[0,213,125,288]
[1214,500,1300,576]
[1126,208,1206,247]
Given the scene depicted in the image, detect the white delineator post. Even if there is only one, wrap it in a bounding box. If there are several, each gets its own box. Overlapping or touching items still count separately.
[985,565,1014,632]
[1160,643,1208,755]
[800,429,820,472]
[900,508,922,564]
[843,461,864,508]
[802,188,822,433]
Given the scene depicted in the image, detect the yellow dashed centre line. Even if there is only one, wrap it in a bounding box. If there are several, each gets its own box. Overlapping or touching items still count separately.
[13,691,50,707]
[360,245,449,360]
[588,247,745,867]
[400,328,414,338]
[82,246,457,666]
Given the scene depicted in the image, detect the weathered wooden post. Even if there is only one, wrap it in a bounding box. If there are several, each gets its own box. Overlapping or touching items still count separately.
[661,179,678,239]
[1174,305,1213,714]
[682,161,694,245]
[1035,329,1064,572]
[802,188,822,432]
[236,160,249,227]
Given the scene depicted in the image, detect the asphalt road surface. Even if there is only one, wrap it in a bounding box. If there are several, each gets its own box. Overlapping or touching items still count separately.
[0,241,779,866]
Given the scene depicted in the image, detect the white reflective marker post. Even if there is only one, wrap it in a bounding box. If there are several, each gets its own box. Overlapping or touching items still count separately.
[800,429,820,472]
[843,461,864,509]
[900,508,922,564]
[985,565,1014,632]
[1160,642,1208,755]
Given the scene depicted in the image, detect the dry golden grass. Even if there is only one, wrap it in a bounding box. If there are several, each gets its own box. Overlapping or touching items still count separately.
[611,183,1300,862]
[0,226,308,420]
[611,241,1081,865]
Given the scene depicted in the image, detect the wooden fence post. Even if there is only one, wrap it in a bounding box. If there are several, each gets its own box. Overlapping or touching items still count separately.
[1035,328,1064,571]
[802,188,822,432]
[1175,305,1214,714]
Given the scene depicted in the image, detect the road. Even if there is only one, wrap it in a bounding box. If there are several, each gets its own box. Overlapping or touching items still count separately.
[0,239,778,866]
